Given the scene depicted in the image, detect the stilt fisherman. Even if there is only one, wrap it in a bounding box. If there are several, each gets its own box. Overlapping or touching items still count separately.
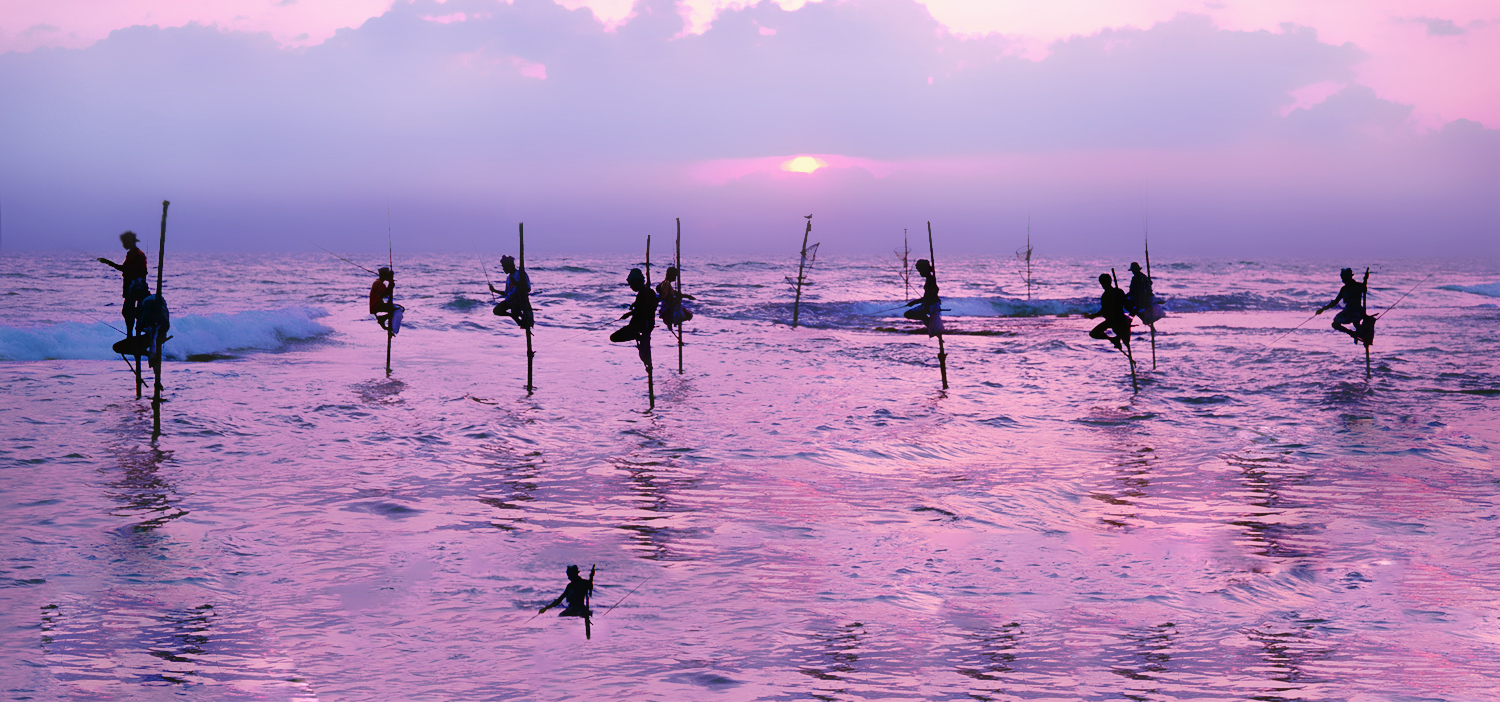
[611,268,658,371]
[488,255,534,329]
[1124,262,1162,327]
[370,266,397,331]
[96,231,149,337]
[1316,267,1374,344]
[903,259,942,336]
[656,266,694,333]
[1086,273,1133,352]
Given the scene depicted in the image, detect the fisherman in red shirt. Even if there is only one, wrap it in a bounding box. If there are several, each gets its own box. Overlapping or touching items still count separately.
[369,267,396,331]
[96,231,150,336]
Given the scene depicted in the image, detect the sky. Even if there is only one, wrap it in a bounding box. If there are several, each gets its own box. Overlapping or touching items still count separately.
[0,0,1495,257]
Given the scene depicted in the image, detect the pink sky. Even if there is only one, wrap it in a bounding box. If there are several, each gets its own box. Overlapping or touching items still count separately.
[3,0,1495,127]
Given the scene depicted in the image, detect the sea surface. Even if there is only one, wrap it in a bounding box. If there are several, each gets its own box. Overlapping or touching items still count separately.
[2,251,1499,701]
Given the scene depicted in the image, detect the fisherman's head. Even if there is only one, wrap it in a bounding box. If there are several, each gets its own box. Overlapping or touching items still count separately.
[1129,262,1143,273]
[627,268,646,290]
[565,565,581,579]
[119,231,138,249]
[378,266,393,281]
[664,266,679,283]
[915,259,932,276]
[500,255,516,274]
[1099,273,1113,289]
[1340,267,1354,282]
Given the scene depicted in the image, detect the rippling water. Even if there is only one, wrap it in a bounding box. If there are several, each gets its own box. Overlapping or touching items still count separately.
[3,252,1499,701]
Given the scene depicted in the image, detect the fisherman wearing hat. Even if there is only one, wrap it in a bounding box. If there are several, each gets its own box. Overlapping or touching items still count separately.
[1317,267,1373,344]
[488,254,534,329]
[369,266,396,331]
[611,268,658,369]
[1124,261,1160,325]
[96,231,150,337]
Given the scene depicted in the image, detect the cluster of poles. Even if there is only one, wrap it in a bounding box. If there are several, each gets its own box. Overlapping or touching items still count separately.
[100,207,1430,439]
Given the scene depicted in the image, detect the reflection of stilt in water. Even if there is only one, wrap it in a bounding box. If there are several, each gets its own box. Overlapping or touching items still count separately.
[39,596,317,697]
[1088,444,1153,530]
[103,444,188,535]
[1226,452,1319,561]
[955,622,1022,685]
[613,454,700,562]
[1247,619,1334,698]
[1107,622,1175,701]
[797,622,864,701]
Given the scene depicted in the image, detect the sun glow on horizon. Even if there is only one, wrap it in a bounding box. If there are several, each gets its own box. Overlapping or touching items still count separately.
[781,156,829,174]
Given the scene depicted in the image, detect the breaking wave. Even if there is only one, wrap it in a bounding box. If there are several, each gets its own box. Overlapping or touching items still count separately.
[0,307,334,361]
[1439,282,1500,298]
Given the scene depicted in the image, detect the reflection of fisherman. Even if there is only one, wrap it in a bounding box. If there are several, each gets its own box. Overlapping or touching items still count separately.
[96,231,150,336]
[369,267,396,331]
[1124,262,1160,325]
[903,259,941,335]
[656,267,694,331]
[611,269,658,369]
[539,565,595,617]
[1086,273,1132,351]
[1316,267,1373,343]
[488,255,534,329]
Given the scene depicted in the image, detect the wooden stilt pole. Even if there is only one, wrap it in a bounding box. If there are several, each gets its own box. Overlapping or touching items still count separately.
[928,222,948,390]
[521,222,534,394]
[1145,227,1157,370]
[647,359,655,411]
[676,218,684,374]
[792,217,811,328]
[152,200,169,439]
[645,234,651,286]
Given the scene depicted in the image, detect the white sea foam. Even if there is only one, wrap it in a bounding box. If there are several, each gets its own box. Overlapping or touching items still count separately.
[0,307,333,361]
[1440,282,1500,298]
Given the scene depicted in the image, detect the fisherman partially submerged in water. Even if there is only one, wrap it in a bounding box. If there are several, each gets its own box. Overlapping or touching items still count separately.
[539,565,594,618]
[903,259,942,336]
[655,266,694,332]
[369,267,396,331]
[488,255,534,329]
[611,268,658,370]
[96,231,149,337]
[1086,273,1133,352]
[1317,267,1374,344]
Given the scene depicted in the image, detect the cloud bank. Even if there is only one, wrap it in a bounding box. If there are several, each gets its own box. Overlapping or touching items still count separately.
[0,0,1495,257]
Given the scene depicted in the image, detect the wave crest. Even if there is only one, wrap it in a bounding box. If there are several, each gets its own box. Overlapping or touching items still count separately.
[0,307,333,361]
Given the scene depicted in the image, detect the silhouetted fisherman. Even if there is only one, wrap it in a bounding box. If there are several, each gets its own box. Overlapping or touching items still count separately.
[1124,262,1160,325]
[1086,273,1133,351]
[369,267,396,331]
[1316,267,1373,344]
[656,266,694,332]
[96,231,149,337]
[611,268,658,369]
[539,565,595,617]
[488,255,534,329]
[903,259,941,335]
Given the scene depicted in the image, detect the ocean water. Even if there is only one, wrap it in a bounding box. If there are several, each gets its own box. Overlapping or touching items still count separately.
[2,251,1498,701]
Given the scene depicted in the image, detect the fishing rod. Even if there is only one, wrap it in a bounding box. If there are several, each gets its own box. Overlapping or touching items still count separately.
[84,312,144,375]
[600,573,655,617]
[1263,311,1321,348]
[316,245,378,275]
[476,249,498,304]
[1374,271,1436,320]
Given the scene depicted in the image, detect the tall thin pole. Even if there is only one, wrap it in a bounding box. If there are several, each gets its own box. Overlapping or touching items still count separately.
[152,200,169,439]
[1145,220,1156,370]
[1362,266,1371,378]
[675,218,683,374]
[645,235,651,286]
[792,217,811,328]
[385,210,395,376]
[1112,266,1138,393]
[522,222,534,394]
[928,221,948,390]
[1025,216,1033,301]
[645,234,655,410]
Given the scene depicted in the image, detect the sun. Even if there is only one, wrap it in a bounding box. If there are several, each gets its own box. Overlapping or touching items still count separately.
[781,155,829,174]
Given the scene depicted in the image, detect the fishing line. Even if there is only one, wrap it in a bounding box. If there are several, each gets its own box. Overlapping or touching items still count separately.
[475,248,498,304]
[1374,270,1437,320]
[316,245,377,275]
[1263,311,1321,348]
[600,573,655,617]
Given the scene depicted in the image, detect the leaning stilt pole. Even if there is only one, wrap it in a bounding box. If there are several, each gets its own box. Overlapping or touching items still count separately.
[1145,225,1157,370]
[521,222,534,394]
[792,217,811,328]
[386,211,395,376]
[928,221,948,390]
[152,200,169,439]
[676,217,684,374]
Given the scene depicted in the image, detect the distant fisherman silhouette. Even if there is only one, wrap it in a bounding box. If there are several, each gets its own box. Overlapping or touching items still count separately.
[1124,262,1161,325]
[539,565,594,618]
[96,231,149,337]
[611,268,658,369]
[1316,267,1373,344]
[488,255,534,329]
[369,267,396,331]
[1086,273,1133,351]
[656,266,695,331]
[903,259,942,335]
